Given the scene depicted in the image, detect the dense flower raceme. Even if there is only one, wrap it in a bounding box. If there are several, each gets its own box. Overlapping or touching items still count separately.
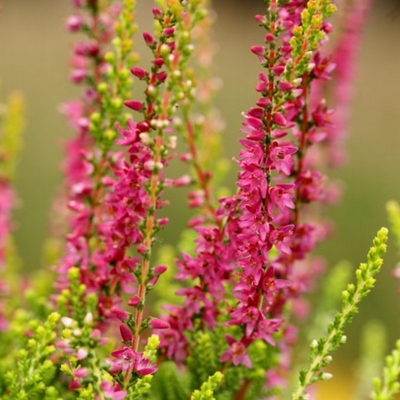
[55,2,216,393]
[0,179,14,330]
[158,0,340,383]
[56,0,123,294]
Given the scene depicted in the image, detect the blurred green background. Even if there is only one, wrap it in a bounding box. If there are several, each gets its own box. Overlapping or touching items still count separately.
[0,1,399,397]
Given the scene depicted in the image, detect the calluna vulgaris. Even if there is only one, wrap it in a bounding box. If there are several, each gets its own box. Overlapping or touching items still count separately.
[0,0,398,399]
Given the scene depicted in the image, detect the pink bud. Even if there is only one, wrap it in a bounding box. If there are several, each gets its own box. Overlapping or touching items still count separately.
[272,129,288,138]
[156,71,167,82]
[143,32,156,47]
[250,46,264,56]
[76,348,88,360]
[256,98,271,108]
[152,7,163,18]
[254,15,265,24]
[256,82,267,92]
[265,33,274,43]
[272,65,285,75]
[74,368,89,379]
[153,58,164,68]
[174,175,191,187]
[180,153,192,162]
[111,308,129,321]
[67,15,83,32]
[70,69,86,83]
[163,27,175,37]
[150,318,170,330]
[137,121,150,133]
[128,296,141,307]
[272,113,287,127]
[157,217,169,227]
[154,265,167,276]
[120,324,133,342]
[69,380,80,390]
[278,81,293,91]
[130,67,147,80]
[124,100,144,111]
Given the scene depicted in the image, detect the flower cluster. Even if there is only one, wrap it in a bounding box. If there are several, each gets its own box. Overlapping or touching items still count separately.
[0,1,390,400]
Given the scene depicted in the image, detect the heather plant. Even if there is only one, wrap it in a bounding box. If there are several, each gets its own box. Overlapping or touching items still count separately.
[0,0,398,399]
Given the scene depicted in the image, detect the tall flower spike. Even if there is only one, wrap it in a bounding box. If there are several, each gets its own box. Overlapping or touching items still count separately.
[0,92,24,331]
[159,5,339,392]
[104,1,214,389]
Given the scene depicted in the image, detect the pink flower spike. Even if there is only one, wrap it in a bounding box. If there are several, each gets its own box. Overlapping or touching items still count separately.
[124,100,144,111]
[150,318,170,330]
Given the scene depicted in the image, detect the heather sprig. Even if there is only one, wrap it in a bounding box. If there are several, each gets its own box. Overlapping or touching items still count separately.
[371,339,400,400]
[387,201,400,260]
[0,91,24,331]
[1,312,61,400]
[292,227,388,400]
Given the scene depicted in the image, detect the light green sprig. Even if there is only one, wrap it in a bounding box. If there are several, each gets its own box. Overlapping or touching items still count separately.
[292,227,388,400]
[0,91,24,179]
[387,201,400,259]
[189,371,223,400]
[371,339,400,400]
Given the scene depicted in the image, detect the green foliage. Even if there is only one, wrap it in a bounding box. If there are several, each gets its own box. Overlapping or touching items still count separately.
[1,312,61,400]
[187,330,220,389]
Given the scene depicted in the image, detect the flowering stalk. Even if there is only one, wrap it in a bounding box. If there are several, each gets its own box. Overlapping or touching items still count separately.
[292,227,388,400]
[104,1,213,392]
[157,2,345,398]
[0,92,24,331]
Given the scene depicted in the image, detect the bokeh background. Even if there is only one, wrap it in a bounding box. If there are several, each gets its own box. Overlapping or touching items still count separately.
[0,0,399,398]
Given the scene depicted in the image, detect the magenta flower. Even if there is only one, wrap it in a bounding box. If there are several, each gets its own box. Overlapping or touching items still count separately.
[110,347,157,376]
[220,335,252,368]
